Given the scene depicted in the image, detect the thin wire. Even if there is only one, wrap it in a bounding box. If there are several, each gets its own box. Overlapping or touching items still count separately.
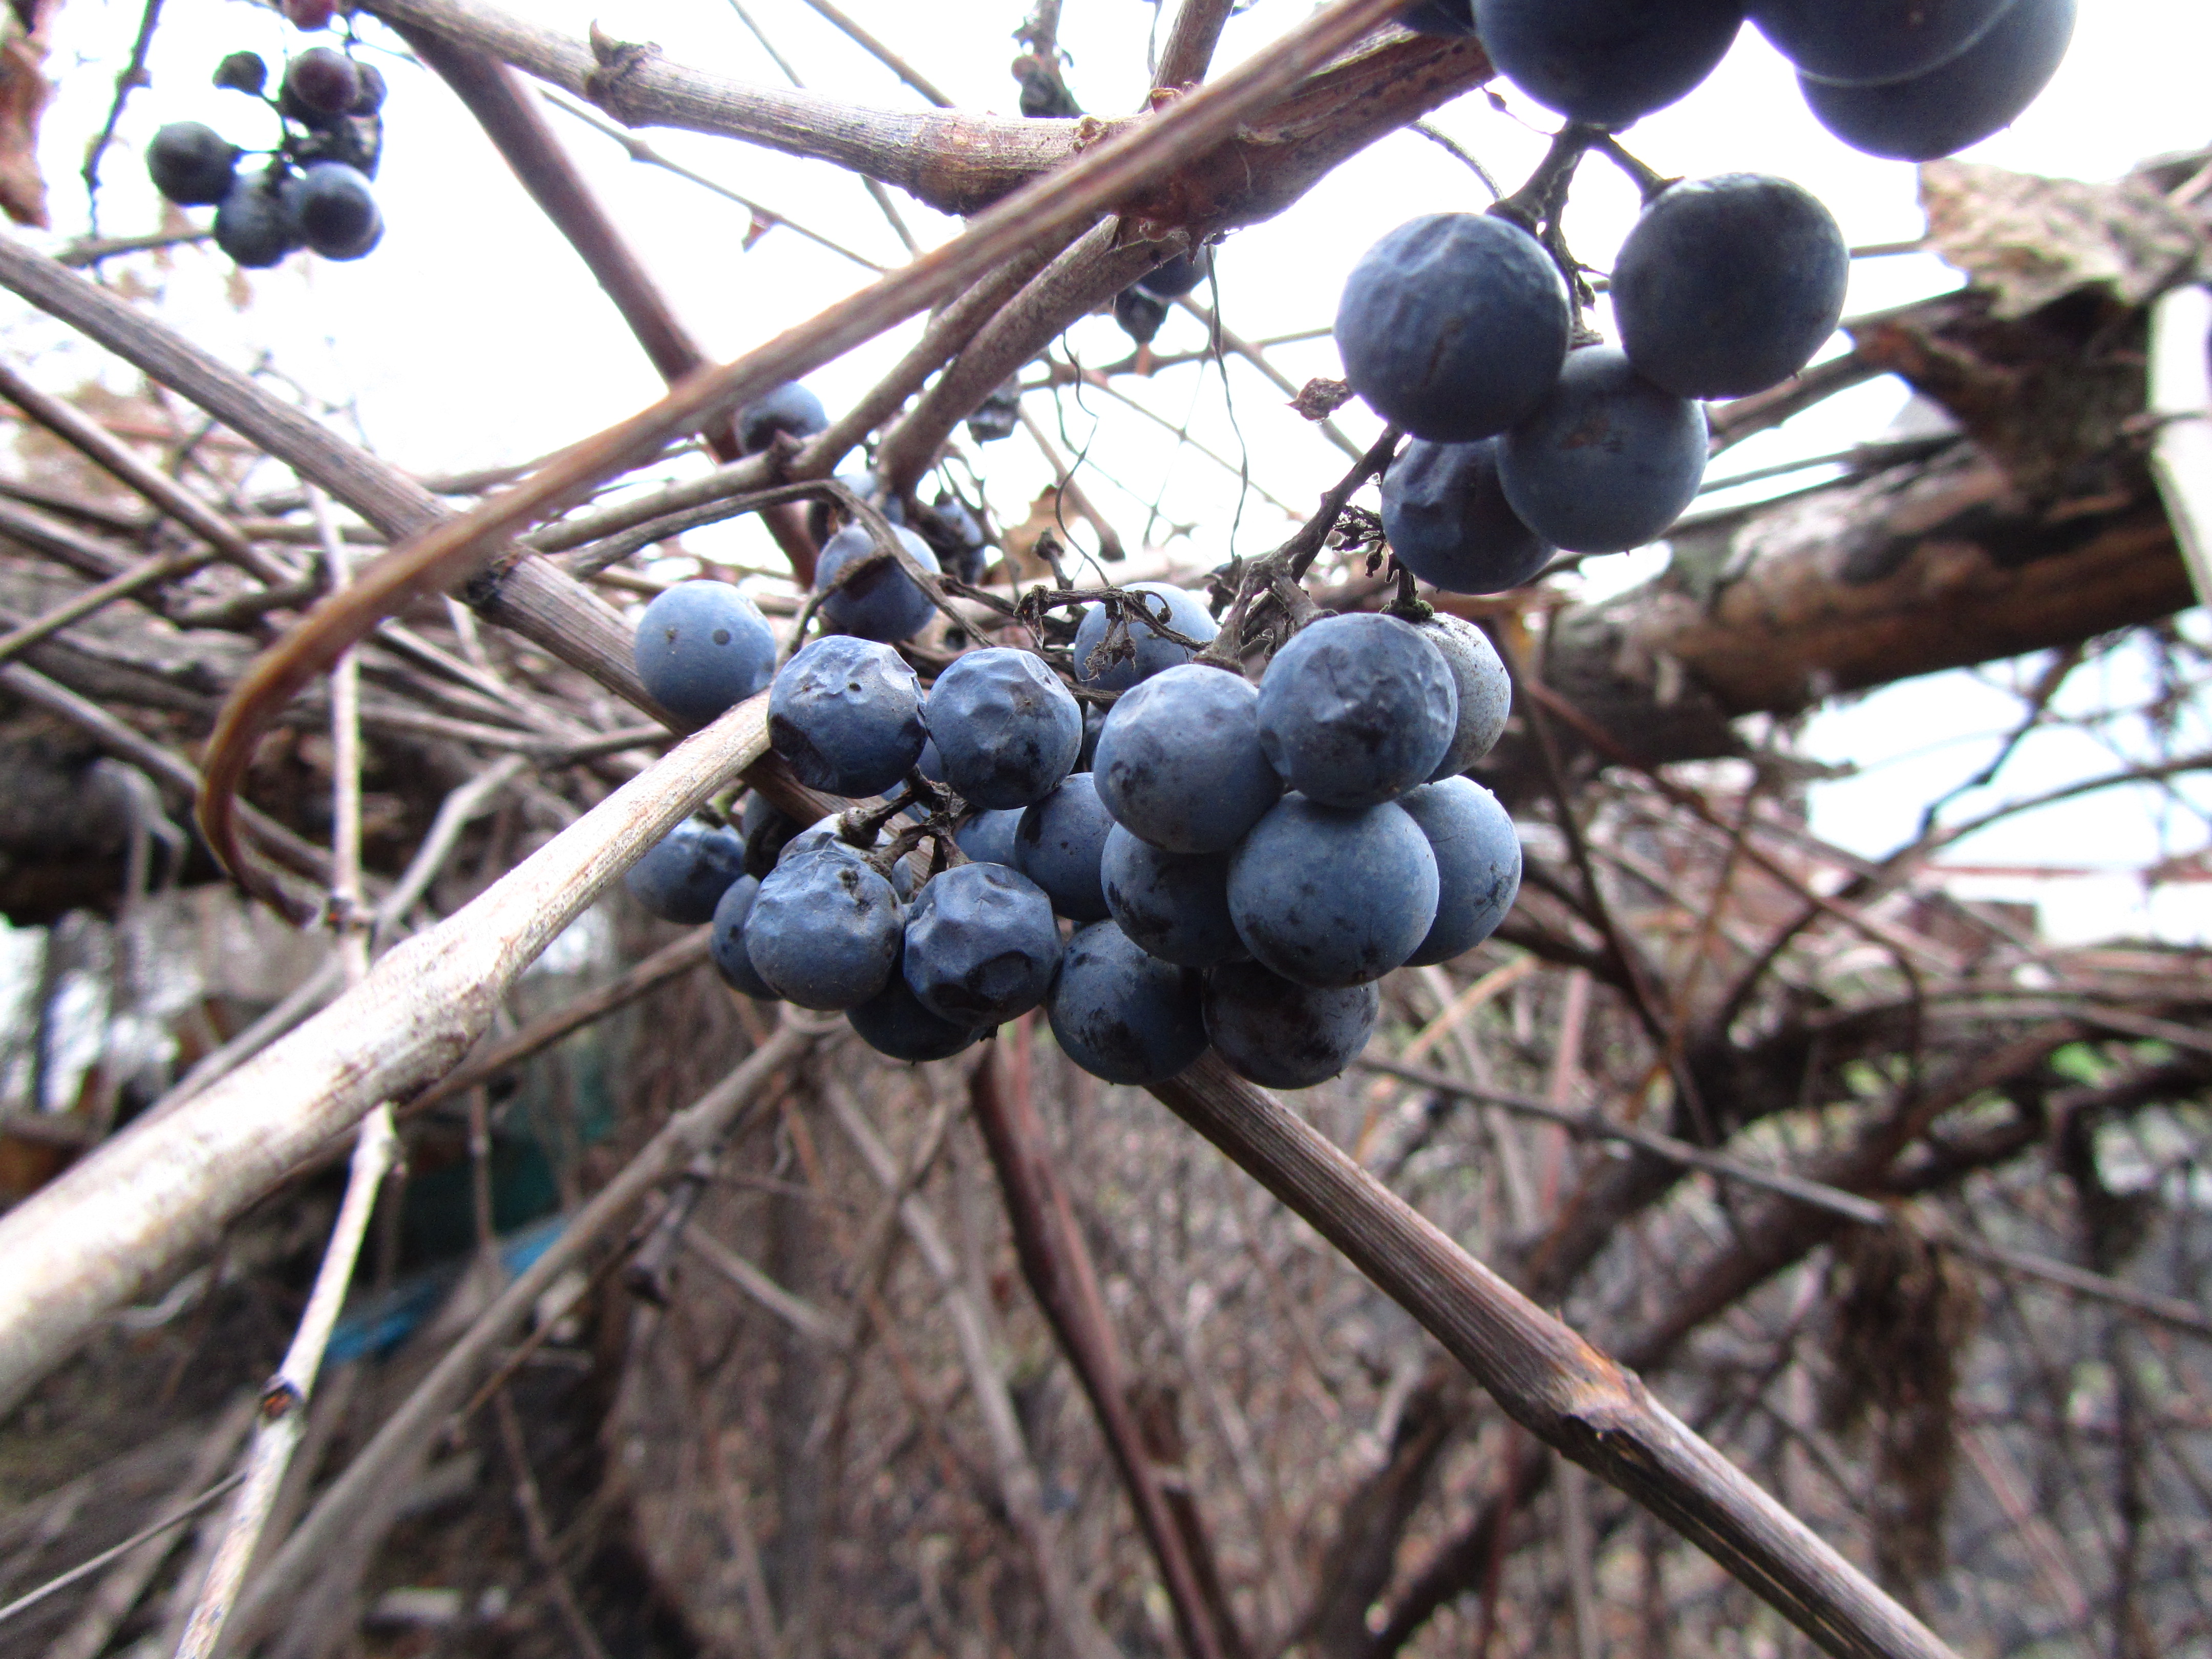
[1204,266,1253,561]
[0,1471,245,1631]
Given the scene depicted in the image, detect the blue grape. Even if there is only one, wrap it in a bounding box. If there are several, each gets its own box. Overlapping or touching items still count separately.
[147,122,240,206]
[1049,922,1208,1086]
[1100,825,1246,968]
[1799,0,2072,161]
[634,580,778,727]
[1076,704,1105,772]
[737,382,828,452]
[626,821,746,924]
[805,470,906,549]
[848,972,983,1062]
[745,848,902,1009]
[1335,214,1569,444]
[1379,439,1552,595]
[779,815,917,899]
[923,648,1082,810]
[1203,963,1379,1091]
[902,862,1062,1026]
[1397,0,1475,35]
[1414,615,1511,780]
[1751,0,2014,87]
[1093,664,1280,853]
[1015,772,1114,922]
[1498,347,1707,555]
[285,162,380,260]
[1474,0,1745,127]
[1256,613,1456,808]
[1396,778,1522,966]
[1115,286,1169,346]
[1613,175,1848,400]
[739,792,800,871]
[1072,584,1219,692]
[815,522,941,643]
[1136,248,1209,298]
[1227,796,1439,988]
[954,807,1023,868]
[709,876,781,1000]
[769,635,925,797]
[925,494,990,585]
[214,166,303,268]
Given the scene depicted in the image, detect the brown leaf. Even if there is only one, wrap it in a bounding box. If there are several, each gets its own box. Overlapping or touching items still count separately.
[0,18,51,230]
[1290,376,1354,421]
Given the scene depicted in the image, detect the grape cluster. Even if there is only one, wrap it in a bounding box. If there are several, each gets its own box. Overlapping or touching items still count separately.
[1367,0,2072,588]
[625,568,1520,1094]
[146,40,388,270]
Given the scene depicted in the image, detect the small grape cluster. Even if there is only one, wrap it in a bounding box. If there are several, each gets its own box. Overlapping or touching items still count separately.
[621,551,1521,1093]
[1359,0,2072,595]
[145,42,387,270]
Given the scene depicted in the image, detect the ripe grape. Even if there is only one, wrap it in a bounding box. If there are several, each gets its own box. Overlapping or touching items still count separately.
[737,382,828,452]
[1203,962,1380,1090]
[1414,615,1511,779]
[901,862,1062,1027]
[1093,664,1280,853]
[1227,796,1439,988]
[768,635,926,797]
[1049,922,1209,1086]
[1015,772,1115,922]
[923,647,1082,809]
[1798,0,2073,160]
[285,162,381,261]
[1498,346,1708,554]
[778,816,916,900]
[212,52,267,96]
[1335,214,1569,443]
[213,167,304,268]
[147,122,240,207]
[1072,583,1218,692]
[967,377,1022,444]
[814,522,941,643]
[1115,286,1168,346]
[1612,175,1848,400]
[1136,249,1208,298]
[848,972,983,1061]
[745,848,903,1009]
[1751,0,2014,87]
[709,876,781,1001]
[349,63,389,115]
[954,807,1023,868]
[1474,0,1745,127]
[1396,778,1522,966]
[626,821,746,924]
[1379,438,1552,595]
[281,47,361,122]
[1101,825,1246,968]
[1396,0,1475,36]
[632,580,778,727]
[922,494,990,585]
[1256,613,1456,807]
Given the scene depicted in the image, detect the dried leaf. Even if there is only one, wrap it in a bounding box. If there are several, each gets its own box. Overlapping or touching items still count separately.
[0,17,51,229]
[1919,158,2205,321]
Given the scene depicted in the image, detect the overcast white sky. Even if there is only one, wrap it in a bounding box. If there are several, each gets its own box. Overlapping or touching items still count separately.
[17,0,2212,943]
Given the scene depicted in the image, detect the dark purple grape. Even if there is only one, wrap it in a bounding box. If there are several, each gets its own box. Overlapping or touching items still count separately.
[147,122,240,208]
[282,46,361,122]
[1101,825,1246,968]
[1613,175,1848,400]
[213,52,267,96]
[1379,439,1552,595]
[769,635,925,798]
[1072,583,1218,692]
[923,647,1082,810]
[1751,0,2014,86]
[902,862,1062,1027]
[1135,248,1209,298]
[1799,0,2073,160]
[737,382,828,452]
[746,847,902,1010]
[626,821,746,924]
[848,972,982,1061]
[1015,772,1115,922]
[1204,963,1379,1090]
[1093,664,1280,854]
[1413,615,1511,780]
[1335,214,1569,444]
[922,494,990,585]
[709,876,781,1001]
[1498,347,1707,554]
[1115,286,1169,346]
[349,62,389,115]
[815,522,940,643]
[633,580,778,728]
[967,377,1022,445]
[1474,0,1745,127]
[954,807,1023,868]
[1397,0,1475,36]
[1256,613,1456,809]
[285,161,381,260]
[1227,796,1439,988]
[1049,922,1208,1086]
[1396,777,1521,966]
[212,166,303,268]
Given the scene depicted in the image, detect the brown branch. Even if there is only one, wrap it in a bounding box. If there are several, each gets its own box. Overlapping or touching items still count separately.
[795,0,953,108]
[970,1045,1240,1659]
[1156,0,1239,90]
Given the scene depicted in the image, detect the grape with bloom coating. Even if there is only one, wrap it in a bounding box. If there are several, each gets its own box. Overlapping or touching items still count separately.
[1414,615,1511,780]
[769,636,925,798]
[1094,665,1279,853]
[1101,826,1245,968]
[626,821,745,924]
[1256,613,1456,808]
[633,581,778,728]
[1798,0,2073,161]
[737,382,828,452]
[1380,439,1552,596]
[924,648,1082,810]
[1751,0,2014,87]
[1227,797,1439,988]
[814,522,941,643]
[1474,0,1744,127]
[902,862,1062,1027]
[954,809,1023,869]
[285,162,381,261]
[147,123,240,206]
[1499,347,1707,555]
[848,973,983,1062]
[709,876,780,1001]
[1204,963,1379,1090]
[746,848,902,1010]
[1396,778,1522,966]
[1072,584,1218,692]
[1050,922,1208,1086]
[1015,773,1114,922]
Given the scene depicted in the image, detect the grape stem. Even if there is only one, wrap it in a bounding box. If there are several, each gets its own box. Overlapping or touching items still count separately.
[1488,123,1600,321]
[1590,133,1677,204]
